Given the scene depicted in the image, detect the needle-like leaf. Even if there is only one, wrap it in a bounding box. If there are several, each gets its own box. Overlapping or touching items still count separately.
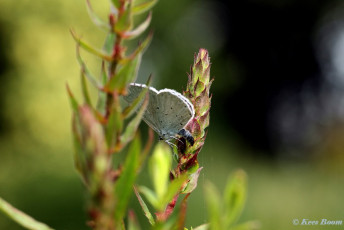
[71,29,112,61]
[102,32,116,54]
[66,84,79,113]
[80,71,92,106]
[96,62,108,114]
[115,1,133,33]
[138,186,158,209]
[86,0,110,30]
[104,53,142,93]
[204,181,223,230]
[122,12,152,40]
[114,135,141,222]
[0,197,54,230]
[134,186,155,225]
[76,44,103,89]
[123,32,153,62]
[224,170,247,228]
[132,0,158,15]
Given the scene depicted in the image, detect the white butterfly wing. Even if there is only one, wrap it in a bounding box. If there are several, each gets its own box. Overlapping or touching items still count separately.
[156,89,194,136]
[123,83,162,134]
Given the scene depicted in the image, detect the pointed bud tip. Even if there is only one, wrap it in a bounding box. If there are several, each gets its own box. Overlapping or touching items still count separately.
[199,48,208,56]
[196,48,209,64]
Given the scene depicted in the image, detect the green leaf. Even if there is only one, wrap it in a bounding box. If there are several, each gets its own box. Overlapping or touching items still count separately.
[115,1,133,33]
[66,87,89,184]
[105,53,142,92]
[128,211,141,230]
[124,32,153,61]
[78,106,108,192]
[149,143,172,200]
[114,134,141,222]
[103,32,116,54]
[230,221,261,230]
[122,12,152,40]
[119,220,126,230]
[194,80,205,98]
[86,0,110,30]
[0,197,54,230]
[105,33,152,92]
[68,105,89,185]
[72,119,89,185]
[132,0,158,15]
[138,128,154,171]
[76,44,103,89]
[81,72,92,106]
[96,62,108,114]
[138,186,158,210]
[134,186,155,225]
[122,74,152,119]
[105,97,123,150]
[204,181,223,230]
[157,175,187,211]
[100,61,109,85]
[224,170,247,228]
[119,90,148,146]
[172,146,179,163]
[181,167,203,194]
[66,84,79,112]
[71,29,112,61]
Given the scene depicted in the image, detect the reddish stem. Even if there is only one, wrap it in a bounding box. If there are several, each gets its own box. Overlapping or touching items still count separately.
[155,194,179,222]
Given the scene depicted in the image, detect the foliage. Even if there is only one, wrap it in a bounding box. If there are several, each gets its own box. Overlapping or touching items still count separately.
[0,197,54,230]
[204,170,260,230]
[0,0,258,230]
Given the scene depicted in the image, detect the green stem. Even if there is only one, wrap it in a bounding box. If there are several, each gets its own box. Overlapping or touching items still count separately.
[105,35,123,119]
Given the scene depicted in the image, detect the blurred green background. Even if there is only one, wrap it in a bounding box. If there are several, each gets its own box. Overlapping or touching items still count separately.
[1,0,344,229]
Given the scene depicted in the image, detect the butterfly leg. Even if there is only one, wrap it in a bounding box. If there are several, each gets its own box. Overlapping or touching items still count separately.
[164,139,177,148]
[169,135,184,144]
